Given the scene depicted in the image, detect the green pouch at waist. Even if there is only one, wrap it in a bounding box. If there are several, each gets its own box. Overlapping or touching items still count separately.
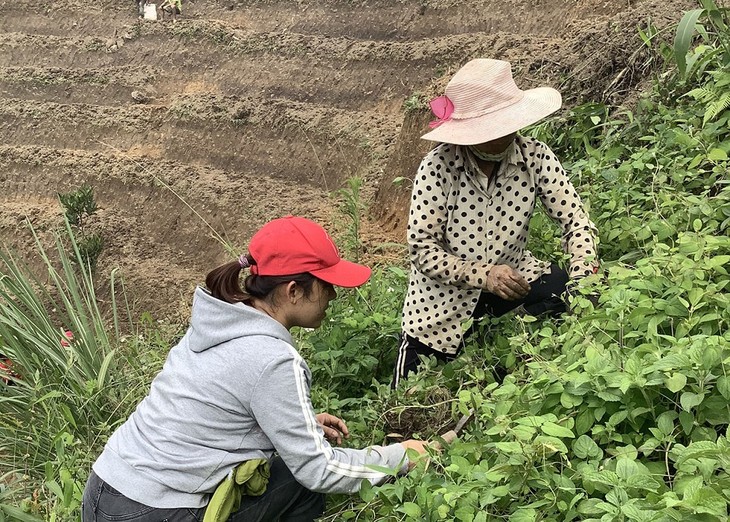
[203,459,270,522]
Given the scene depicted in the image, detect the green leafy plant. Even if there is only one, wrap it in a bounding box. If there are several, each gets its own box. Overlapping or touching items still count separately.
[58,185,97,228]
[58,185,104,270]
[335,177,365,262]
[0,220,154,520]
[77,233,105,272]
[403,92,427,113]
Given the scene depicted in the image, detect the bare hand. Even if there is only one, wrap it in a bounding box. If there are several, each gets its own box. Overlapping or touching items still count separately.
[485,265,530,300]
[400,439,431,470]
[316,413,349,446]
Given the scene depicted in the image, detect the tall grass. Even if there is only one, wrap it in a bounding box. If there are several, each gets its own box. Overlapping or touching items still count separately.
[0,219,146,519]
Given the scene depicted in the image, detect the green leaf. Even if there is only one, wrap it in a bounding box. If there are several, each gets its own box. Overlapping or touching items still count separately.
[509,508,537,522]
[657,411,677,437]
[625,474,661,492]
[359,479,375,502]
[455,507,476,521]
[561,391,583,408]
[674,9,704,77]
[44,480,64,500]
[573,435,602,459]
[680,391,705,412]
[612,445,639,460]
[621,502,652,520]
[665,372,687,393]
[398,502,422,518]
[616,458,639,480]
[717,376,730,400]
[597,391,622,402]
[512,424,537,441]
[541,421,575,438]
[676,441,722,467]
[575,409,594,435]
[707,255,730,270]
[686,486,728,516]
[707,148,728,161]
[494,441,523,453]
[679,411,694,435]
[533,435,569,453]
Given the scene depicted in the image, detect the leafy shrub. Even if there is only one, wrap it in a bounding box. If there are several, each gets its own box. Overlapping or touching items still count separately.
[57,185,97,228]
[320,2,730,520]
[58,184,104,270]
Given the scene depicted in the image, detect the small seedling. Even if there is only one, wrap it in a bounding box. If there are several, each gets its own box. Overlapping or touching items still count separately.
[58,184,103,270]
[58,185,97,228]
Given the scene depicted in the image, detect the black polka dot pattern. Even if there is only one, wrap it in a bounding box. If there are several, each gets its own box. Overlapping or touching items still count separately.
[401,136,599,354]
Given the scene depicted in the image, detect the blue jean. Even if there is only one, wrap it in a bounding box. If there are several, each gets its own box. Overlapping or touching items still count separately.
[82,457,325,522]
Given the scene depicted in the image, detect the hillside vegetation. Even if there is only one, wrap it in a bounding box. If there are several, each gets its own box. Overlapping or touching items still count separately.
[1,0,730,521]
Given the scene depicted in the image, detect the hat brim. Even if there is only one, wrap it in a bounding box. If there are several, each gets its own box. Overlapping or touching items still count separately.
[309,259,372,288]
[420,87,561,145]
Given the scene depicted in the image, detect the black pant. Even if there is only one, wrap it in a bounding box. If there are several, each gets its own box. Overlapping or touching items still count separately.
[82,457,325,522]
[393,264,569,386]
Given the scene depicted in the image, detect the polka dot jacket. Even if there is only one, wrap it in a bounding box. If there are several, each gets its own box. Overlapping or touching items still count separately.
[401,135,598,354]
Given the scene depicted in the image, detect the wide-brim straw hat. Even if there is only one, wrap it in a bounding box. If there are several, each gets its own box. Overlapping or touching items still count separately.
[421,59,562,146]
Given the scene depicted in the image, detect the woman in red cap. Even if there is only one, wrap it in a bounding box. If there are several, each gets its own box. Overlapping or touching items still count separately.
[83,216,428,522]
[394,59,599,385]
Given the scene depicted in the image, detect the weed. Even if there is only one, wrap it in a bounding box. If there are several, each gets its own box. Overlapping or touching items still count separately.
[0,220,137,520]
[58,185,103,271]
[131,21,142,39]
[82,38,105,53]
[58,185,97,228]
[77,233,104,271]
[335,177,364,262]
[403,92,426,112]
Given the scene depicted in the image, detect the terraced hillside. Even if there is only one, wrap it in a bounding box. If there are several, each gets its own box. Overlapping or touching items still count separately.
[0,0,693,318]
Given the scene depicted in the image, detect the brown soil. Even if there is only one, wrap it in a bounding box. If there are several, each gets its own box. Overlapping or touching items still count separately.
[0,0,695,319]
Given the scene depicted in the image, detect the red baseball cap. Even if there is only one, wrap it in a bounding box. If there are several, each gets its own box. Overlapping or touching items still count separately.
[248,216,371,288]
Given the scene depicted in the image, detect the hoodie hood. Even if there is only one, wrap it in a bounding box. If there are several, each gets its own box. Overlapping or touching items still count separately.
[187,286,293,353]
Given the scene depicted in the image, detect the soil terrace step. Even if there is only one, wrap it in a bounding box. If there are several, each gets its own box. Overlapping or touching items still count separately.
[0,23,559,68]
[0,0,624,40]
[0,66,156,106]
[0,57,428,110]
[0,30,461,111]
[0,143,331,239]
[0,96,395,187]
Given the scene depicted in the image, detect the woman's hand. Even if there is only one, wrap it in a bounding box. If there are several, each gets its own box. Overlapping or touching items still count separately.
[316,413,349,446]
[485,265,530,300]
[400,439,430,470]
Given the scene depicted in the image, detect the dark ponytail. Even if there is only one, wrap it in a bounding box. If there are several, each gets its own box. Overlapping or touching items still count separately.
[205,255,255,304]
[205,255,317,305]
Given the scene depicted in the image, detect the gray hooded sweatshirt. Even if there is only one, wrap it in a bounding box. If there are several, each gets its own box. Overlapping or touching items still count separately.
[93,287,408,509]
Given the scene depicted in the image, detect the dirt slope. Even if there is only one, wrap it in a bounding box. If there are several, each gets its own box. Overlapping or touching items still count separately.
[0,0,694,319]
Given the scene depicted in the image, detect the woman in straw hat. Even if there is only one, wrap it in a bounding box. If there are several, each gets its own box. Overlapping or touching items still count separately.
[83,216,428,522]
[393,59,598,386]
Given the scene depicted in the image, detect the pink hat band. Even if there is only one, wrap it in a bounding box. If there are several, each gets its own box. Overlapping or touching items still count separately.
[422,59,562,146]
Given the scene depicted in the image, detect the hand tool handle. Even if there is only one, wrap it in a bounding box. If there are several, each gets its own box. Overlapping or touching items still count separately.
[439,429,458,444]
